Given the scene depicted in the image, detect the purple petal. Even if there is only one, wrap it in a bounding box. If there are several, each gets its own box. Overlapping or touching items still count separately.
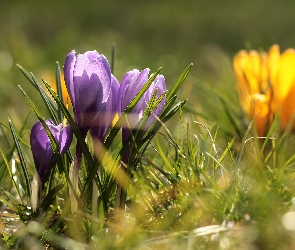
[129,69,150,114]
[118,70,166,138]
[111,74,120,113]
[30,121,49,150]
[56,125,73,154]
[118,69,139,114]
[73,52,111,104]
[30,120,55,182]
[72,52,112,128]
[73,70,104,127]
[145,75,166,127]
[120,68,150,113]
[90,74,120,141]
[85,50,100,61]
[144,75,166,106]
[64,50,76,106]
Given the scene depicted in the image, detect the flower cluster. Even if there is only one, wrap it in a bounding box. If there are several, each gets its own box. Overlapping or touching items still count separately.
[233,44,295,136]
[30,50,166,183]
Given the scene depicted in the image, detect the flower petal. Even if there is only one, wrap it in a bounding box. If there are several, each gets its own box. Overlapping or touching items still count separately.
[90,74,120,141]
[71,52,112,128]
[118,69,140,113]
[276,48,295,103]
[123,68,150,113]
[56,125,73,154]
[64,50,76,106]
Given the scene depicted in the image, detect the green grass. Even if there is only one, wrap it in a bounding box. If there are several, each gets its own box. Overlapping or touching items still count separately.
[1,55,295,249]
[2,2,295,246]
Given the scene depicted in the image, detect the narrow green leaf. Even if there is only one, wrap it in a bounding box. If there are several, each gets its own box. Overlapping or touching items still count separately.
[219,137,235,164]
[161,100,187,122]
[0,187,20,212]
[0,122,11,148]
[0,145,15,182]
[0,148,23,205]
[8,118,31,197]
[166,63,192,102]
[233,120,254,169]
[17,64,58,110]
[143,89,167,118]
[39,184,64,210]
[31,73,59,124]
[111,43,116,74]
[143,88,159,117]
[56,62,64,123]
[17,64,37,88]
[160,95,177,117]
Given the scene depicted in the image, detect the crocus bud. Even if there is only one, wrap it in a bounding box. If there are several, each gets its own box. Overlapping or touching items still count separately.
[118,68,166,142]
[30,119,73,183]
[64,50,112,137]
[90,74,120,142]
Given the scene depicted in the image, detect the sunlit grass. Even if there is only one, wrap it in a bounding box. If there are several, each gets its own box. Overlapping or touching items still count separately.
[1,47,295,250]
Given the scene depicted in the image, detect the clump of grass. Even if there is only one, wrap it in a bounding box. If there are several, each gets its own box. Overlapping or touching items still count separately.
[1,49,295,250]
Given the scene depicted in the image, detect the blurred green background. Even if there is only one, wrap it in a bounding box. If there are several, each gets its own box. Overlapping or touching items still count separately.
[1,0,295,129]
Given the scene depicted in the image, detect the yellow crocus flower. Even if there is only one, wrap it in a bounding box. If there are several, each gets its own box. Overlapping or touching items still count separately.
[233,45,295,136]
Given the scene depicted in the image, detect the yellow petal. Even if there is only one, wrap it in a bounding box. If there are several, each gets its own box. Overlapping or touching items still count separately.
[280,85,295,131]
[233,49,269,122]
[233,50,250,92]
[268,44,280,86]
[249,94,272,137]
[233,50,252,114]
[276,48,295,103]
[245,50,267,94]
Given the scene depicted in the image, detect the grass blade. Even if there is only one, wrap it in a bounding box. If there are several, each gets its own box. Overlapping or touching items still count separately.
[111,43,116,74]
[30,73,59,124]
[55,61,64,123]
[17,64,58,110]
[0,148,23,205]
[8,118,31,197]
[166,63,192,102]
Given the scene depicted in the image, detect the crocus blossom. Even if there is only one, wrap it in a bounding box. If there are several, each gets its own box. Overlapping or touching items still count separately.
[90,74,120,142]
[233,44,295,136]
[118,68,166,142]
[64,50,112,137]
[30,119,73,183]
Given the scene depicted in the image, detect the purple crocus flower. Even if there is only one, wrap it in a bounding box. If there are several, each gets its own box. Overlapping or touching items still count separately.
[64,50,112,138]
[118,68,166,142]
[90,74,120,143]
[30,119,73,184]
